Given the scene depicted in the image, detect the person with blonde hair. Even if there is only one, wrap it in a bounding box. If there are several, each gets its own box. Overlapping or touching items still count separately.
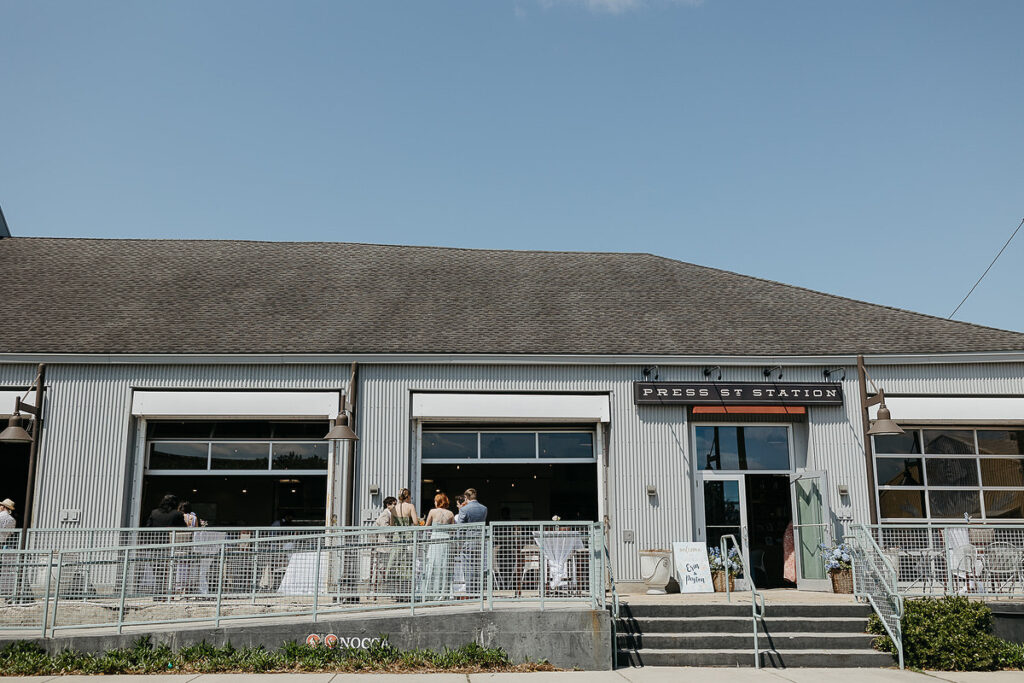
[391,488,420,526]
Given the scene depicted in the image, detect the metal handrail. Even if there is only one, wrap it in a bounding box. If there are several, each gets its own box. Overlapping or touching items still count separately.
[602,529,620,668]
[849,523,904,670]
[719,533,764,669]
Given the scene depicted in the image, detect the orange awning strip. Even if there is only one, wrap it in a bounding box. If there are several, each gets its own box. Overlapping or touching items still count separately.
[691,405,806,415]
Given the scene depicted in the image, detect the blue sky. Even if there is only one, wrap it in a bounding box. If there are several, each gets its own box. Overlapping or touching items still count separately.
[2,1,1022,333]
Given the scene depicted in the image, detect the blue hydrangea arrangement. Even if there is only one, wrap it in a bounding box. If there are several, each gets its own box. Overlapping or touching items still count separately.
[707,546,743,577]
[819,541,853,573]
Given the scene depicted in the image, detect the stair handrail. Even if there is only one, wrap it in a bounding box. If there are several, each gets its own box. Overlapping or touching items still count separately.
[720,533,765,669]
[602,528,620,669]
[848,523,904,670]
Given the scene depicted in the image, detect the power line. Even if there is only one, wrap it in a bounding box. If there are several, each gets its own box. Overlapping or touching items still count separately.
[948,216,1024,320]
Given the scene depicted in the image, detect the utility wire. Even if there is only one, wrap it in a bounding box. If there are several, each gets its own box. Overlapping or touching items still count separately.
[948,216,1024,319]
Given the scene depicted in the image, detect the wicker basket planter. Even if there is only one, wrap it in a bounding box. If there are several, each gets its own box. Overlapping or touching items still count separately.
[830,568,854,594]
[712,571,735,592]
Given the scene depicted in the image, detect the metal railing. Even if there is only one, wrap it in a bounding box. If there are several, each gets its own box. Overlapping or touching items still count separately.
[870,523,1024,599]
[0,522,603,637]
[848,523,904,669]
[720,533,765,669]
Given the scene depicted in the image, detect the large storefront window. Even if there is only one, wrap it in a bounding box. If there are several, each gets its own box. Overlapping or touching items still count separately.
[419,428,598,522]
[874,428,1024,520]
[141,420,330,526]
[695,425,791,471]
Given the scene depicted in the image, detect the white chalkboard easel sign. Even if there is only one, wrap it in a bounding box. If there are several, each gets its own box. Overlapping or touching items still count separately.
[672,541,714,593]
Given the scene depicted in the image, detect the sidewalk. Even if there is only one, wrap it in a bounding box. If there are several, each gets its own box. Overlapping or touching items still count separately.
[4,670,1024,682]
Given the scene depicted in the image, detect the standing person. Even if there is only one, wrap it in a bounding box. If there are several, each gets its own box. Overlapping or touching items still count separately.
[375,497,398,526]
[421,493,455,600]
[176,500,200,593]
[455,489,487,594]
[0,499,16,549]
[455,488,487,524]
[143,494,186,599]
[391,489,421,526]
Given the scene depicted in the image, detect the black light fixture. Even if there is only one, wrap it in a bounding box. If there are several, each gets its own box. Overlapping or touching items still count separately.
[702,366,722,380]
[641,366,659,380]
[823,367,846,382]
[324,412,358,441]
[762,365,783,380]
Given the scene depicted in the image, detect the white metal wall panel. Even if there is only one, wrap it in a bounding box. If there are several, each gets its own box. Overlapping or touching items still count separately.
[3,359,1023,582]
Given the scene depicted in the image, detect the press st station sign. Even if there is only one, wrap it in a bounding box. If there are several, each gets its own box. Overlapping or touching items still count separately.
[633,382,844,406]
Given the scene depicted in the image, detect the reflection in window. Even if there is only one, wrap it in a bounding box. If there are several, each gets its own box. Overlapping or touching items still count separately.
[149,442,209,470]
[876,458,922,486]
[874,432,922,455]
[983,491,1024,519]
[879,490,925,518]
[211,443,271,470]
[923,430,975,455]
[696,426,790,471]
[928,490,981,518]
[925,458,978,487]
[481,433,536,459]
[272,443,328,470]
[539,433,594,458]
[978,430,1024,456]
[421,432,477,459]
[980,458,1024,487]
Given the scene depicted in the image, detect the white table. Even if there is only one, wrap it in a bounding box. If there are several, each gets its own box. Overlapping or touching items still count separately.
[532,531,584,590]
[278,551,329,595]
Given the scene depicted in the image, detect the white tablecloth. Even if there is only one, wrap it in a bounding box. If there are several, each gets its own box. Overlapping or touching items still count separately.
[533,531,584,589]
[278,551,329,595]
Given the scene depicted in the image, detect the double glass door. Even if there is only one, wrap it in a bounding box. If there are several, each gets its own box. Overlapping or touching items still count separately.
[696,471,831,591]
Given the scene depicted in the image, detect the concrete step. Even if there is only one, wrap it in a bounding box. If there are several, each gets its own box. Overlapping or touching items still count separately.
[619,603,871,619]
[618,631,877,650]
[617,648,895,668]
[618,615,869,634]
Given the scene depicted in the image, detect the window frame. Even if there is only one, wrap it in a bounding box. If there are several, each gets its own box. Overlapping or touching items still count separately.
[874,427,1024,522]
[420,428,597,464]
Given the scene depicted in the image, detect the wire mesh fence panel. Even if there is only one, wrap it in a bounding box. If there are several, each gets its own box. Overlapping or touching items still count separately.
[489,522,597,604]
[874,524,1024,598]
[4,522,600,636]
[848,524,903,668]
[0,550,55,635]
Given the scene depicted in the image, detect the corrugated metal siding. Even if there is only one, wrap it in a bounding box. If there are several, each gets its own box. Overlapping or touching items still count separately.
[2,359,1023,581]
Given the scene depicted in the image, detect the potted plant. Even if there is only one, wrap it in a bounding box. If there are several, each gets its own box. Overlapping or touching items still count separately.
[820,541,854,593]
[638,548,673,594]
[708,546,742,592]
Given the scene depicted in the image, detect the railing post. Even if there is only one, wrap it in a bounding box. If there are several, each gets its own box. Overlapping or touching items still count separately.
[214,543,226,628]
[249,532,260,604]
[479,524,487,612]
[486,526,494,610]
[312,537,322,621]
[539,524,546,610]
[410,529,417,615]
[42,551,55,638]
[721,537,731,603]
[117,547,130,634]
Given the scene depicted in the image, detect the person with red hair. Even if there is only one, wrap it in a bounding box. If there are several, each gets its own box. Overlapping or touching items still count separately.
[421,492,455,600]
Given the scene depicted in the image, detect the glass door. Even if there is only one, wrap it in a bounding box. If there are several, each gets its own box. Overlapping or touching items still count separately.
[695,473,749,588]
[790,471,831,591]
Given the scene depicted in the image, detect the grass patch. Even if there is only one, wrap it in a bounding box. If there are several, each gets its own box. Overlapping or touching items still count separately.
[0,636,557,675]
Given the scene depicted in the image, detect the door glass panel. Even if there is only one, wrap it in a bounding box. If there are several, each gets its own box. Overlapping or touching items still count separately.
[702,479,745,580]
[983,491,1024,519]
[923,430,975,455]
[210,443,271,470]
[876,458,923,486]
[873,431,922,454]
[422,432,477,459]
[980,458,1024,487]
[538,433,594,459]
[978,430,1024,456]
[794,478,826,580]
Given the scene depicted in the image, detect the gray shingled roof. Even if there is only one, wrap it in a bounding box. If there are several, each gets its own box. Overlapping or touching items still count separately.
[0,237,1021,356]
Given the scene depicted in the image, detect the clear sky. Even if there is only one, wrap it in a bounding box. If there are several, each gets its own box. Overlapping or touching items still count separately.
[2,1,1022,333]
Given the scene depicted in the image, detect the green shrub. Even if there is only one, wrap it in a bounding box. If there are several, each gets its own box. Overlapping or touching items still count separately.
[868,597,1024,670]
[0,636,520,675]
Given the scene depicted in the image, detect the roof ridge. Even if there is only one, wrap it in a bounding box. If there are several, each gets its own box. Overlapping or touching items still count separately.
[0,236,650,258]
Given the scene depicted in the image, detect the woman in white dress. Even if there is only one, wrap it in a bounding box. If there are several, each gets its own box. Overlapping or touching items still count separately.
[420,492,455,601]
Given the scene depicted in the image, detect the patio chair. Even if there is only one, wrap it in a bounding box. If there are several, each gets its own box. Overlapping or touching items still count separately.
[982,542,1020,595]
